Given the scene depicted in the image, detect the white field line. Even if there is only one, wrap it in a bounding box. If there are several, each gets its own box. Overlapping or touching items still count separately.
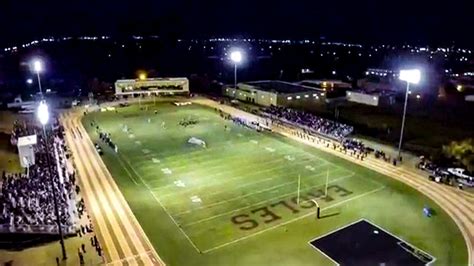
[172,180,297,214]
[127,134,329,171]
[172,170,354,212]
[150,148,322,173]
[182,173,355,227]
[155,154,311,181]
[137,143,327,174]
[116,154,139,185]
[116,152,202,253]
[154,159,334,198]
[158,160,335,200]
[162,168,347,214]
[201,186,386,254]
[131,137,264,164]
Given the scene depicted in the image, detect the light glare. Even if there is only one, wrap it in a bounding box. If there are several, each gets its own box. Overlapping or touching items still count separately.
[33,60,43,73]
[230,51,242,63]
[399,69,421,84]
[37,101,49,125]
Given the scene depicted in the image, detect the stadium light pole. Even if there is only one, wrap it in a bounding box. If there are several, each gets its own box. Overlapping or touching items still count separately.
[398,69,421,161]
[37,100,68,261]
[230,51,242,89]
[32,59,44,96]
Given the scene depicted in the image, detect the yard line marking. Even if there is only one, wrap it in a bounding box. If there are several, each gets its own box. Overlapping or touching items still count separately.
[201,186,385,254]
[116,154,139,185]
[142,149,151,154]
[158,160,334,199]
[202,168,348,201]
[173,180,297,214]
[182,174,355,227]
[117,153,202,253]
[159,150,318,173]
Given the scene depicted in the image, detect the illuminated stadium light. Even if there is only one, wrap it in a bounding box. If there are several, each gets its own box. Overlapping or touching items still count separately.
[399,69,420,84]
[32,59,43,73]
[397,68,422,160]
[37,100,49,125]
[230,51,242,63]
[230,50,244,88]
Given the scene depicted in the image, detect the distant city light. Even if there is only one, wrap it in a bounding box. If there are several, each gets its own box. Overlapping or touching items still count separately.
[26,78,33,84]
[416,94,421,99]
[456,85,464,92]
[332,70,336,75]
[139,72,147,80]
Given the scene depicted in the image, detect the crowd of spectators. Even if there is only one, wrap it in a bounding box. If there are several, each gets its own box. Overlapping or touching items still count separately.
[0,119,79,234]
[261,105,353,140]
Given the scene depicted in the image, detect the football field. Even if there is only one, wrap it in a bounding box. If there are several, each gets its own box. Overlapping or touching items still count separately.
[82,102,467,265]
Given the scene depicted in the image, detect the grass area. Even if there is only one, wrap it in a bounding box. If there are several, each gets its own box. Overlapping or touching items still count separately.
[82,102,467,265]
[0,110,25,173]
[0,133,21,173]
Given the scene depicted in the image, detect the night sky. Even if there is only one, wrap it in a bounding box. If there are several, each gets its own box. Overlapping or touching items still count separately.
[1,0,472,46]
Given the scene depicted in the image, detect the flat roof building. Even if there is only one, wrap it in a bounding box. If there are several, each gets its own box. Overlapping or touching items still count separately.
[223,80,326,107]
[115,77,189,95]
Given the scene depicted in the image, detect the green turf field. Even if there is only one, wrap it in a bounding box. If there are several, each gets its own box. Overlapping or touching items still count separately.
[83,102,467,265]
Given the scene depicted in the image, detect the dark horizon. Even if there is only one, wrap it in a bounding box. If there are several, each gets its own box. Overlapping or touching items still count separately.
[1,0,473,47]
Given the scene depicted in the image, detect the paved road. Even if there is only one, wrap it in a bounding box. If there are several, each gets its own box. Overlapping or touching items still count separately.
[61,111,164,266]
[195,98,474,266]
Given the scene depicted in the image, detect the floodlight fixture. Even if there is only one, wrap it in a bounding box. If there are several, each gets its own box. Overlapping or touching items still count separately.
[399,69,421,84]
[230,51,242,63]
[37,100,49,125]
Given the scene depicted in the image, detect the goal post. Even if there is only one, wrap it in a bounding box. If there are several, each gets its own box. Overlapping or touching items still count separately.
[296,169,329,219]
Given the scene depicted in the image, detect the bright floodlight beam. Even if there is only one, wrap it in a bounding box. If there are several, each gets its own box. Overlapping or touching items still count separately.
[230,51,242,63]
[230,50,243,89]
[397,68,421,161]
[33,59,43,73]
[399,69,421,84]
[37,100,49,125]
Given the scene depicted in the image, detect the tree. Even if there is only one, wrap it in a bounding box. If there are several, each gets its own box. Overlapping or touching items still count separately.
[442,139,474,172]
